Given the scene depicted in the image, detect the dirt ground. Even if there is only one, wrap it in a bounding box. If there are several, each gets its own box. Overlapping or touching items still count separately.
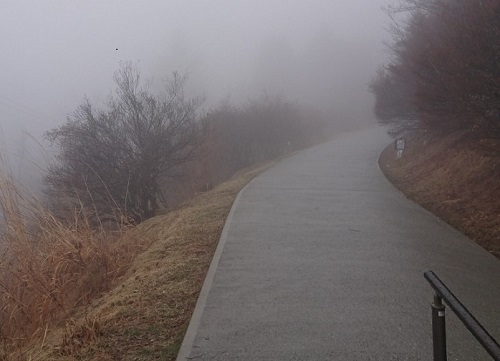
[379,131,500,259]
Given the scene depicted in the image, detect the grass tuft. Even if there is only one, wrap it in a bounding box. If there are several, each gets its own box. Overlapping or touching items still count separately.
[57,317,103,356]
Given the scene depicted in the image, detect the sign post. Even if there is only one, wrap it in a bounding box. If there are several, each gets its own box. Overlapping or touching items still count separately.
[395,138,405,159]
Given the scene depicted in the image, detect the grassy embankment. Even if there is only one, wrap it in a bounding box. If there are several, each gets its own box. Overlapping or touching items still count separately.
[0,160,273,361]
[379,131,500,258]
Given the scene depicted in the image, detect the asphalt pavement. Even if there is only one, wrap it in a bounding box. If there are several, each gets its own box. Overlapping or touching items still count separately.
[177,126,500,360]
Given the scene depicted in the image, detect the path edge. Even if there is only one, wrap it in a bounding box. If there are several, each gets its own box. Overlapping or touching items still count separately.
[175,181,252,360]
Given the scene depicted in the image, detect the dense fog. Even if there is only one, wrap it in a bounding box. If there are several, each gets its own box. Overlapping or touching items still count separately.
[0,0,393,188]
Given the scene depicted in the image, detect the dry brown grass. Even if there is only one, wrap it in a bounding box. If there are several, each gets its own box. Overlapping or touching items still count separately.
[0,173,136,360]
[10,161,272,361]
[379,131,500,258]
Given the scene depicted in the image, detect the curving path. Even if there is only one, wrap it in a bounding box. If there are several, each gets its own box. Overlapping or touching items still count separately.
[177,126,500,360]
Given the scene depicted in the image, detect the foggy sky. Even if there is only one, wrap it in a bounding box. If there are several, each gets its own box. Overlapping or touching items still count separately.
[0,0,393,181]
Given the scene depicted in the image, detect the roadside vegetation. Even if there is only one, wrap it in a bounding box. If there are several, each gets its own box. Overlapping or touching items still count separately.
[0,63,332,360]
[44,62,329,224]
[1,161,273,360]
[372,0,500,257]
[371,0,499,137]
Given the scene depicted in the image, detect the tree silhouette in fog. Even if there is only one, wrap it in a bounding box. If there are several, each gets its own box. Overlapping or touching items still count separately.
[45,63,203,222]
[371,0,500,137]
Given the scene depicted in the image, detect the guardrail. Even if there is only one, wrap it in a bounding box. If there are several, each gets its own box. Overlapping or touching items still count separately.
[424,270,500,361]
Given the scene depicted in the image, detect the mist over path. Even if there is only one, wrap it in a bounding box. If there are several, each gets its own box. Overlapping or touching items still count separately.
[178,126,500,360]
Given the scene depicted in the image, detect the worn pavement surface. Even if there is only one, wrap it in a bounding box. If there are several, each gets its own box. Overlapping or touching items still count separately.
[177,126,500,360]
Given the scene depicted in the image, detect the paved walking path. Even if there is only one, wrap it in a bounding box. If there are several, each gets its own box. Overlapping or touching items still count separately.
[178,127,500,360]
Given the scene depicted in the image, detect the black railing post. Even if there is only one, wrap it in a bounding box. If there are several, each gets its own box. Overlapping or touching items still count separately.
[424,270,500,361]
[431,293,447,361]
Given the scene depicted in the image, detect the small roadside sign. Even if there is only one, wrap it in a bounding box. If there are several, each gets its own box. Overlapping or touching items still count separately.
[395,138,405,150]
[395,138,405,159]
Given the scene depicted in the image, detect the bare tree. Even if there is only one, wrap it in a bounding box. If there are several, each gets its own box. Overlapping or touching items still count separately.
[374,0,500,137]
[45,63,204,223]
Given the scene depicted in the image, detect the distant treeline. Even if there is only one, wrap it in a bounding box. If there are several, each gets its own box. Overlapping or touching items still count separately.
[370,0,500,137]
[44,63,331,224]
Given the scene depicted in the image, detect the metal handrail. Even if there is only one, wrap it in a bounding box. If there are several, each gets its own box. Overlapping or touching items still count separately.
[424,270,500,361]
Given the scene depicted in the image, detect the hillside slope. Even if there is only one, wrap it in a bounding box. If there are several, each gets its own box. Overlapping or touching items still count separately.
[379,131,500,258]
[21,163,272,361]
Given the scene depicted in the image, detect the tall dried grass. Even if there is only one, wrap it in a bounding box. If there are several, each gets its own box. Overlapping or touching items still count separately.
[0,163,132,359]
